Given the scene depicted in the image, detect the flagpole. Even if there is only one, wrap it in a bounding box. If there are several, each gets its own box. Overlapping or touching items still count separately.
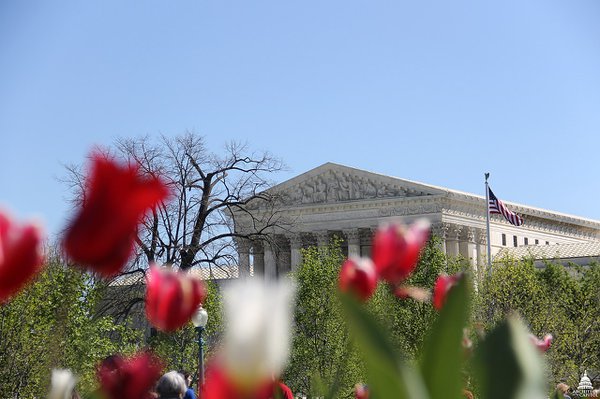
[485,173,492,274]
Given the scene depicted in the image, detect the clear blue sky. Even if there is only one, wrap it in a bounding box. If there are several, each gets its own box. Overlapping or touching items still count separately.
[2,0,600,238]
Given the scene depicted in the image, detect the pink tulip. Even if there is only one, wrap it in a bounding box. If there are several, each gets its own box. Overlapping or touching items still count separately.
[529,333,552,352]
[355,383,369,399]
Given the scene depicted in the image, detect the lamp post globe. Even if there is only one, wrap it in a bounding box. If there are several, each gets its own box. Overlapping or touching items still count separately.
[192,306,208,328]
[192,305,208,396]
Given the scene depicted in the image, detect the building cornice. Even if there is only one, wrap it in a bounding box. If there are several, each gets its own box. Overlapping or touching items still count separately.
[235,181,600,241]
[443,195,599,240]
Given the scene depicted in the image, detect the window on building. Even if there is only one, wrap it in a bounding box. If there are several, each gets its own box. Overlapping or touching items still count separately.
[502,234,506,246]
[513,235,518,247]
[524,237,529,245]
[535,239,539,245]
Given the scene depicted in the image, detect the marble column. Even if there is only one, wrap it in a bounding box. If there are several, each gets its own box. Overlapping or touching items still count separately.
[252,240,264,277]
[475,229,487,268]
[459,227,476,265]
[475,229,488,281]
[264,243,277,280]
[289,233,303,273]
[446,224,461,257]
[358,227,377,258]
[431,222,449,255]
[275,235,291,276]
[343,229,361,257]
[235,238,251,279]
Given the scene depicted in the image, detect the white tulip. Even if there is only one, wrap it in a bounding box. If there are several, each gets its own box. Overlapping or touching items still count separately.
[221,279,295,389]
[48,369,77,399]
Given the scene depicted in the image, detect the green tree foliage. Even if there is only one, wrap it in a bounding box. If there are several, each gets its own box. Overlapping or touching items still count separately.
[0,251,141,398]
[476,257,600,387]
[148,280,223,379]
[285,235,599,397]
[283,240,359,398]
[284,237,454,398]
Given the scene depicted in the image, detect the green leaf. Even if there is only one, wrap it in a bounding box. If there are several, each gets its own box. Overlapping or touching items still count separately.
[473,316,547,399]
[339,292,429,399]
[420,276,470,399]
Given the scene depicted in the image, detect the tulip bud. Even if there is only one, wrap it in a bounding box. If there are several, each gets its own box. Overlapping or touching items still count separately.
[355,383,369,399]
[0,210,45,303]
[48,369,77,399]
[339,257,378,301]
[97,352,163,399]
[220,280,295,392]
[528,333,552,352]
[371,219,430,284]
[393,285,431,302]
[432,273,462,310]
[63,155,169,277]
[145,265,207,331]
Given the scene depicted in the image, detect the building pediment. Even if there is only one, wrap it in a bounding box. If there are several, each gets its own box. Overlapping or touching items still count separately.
[272,163,445,205]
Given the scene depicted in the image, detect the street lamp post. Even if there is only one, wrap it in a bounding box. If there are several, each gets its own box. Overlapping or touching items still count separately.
[192,305,209,396]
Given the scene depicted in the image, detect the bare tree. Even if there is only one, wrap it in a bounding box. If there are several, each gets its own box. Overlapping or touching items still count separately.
[63,133,290,318]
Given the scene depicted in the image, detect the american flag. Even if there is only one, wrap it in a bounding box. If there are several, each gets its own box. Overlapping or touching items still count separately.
[487,186,524,226]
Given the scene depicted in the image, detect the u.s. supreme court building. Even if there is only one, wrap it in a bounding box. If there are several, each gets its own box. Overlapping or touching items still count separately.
[232,163,600,279]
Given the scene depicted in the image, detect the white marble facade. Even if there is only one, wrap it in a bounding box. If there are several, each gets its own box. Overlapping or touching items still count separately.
[233,163,600,279]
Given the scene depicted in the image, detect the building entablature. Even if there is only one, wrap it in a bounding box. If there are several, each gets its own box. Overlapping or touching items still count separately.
[231,163,600,279]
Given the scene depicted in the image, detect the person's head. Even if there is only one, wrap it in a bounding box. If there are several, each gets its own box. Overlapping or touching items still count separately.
[179,370,193,387]
[556,383,569,395]
[156,371,186,399]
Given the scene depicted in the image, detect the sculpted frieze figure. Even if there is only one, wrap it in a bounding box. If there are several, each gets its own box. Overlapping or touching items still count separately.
[313,177,327,203]
[285,170,415,205]
[327,175,342,202]
[336,172,350,200]
[301,182,315,204]
[363,178,377,198]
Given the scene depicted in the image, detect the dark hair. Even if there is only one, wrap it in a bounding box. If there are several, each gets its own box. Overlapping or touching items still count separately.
[179,370,192,380]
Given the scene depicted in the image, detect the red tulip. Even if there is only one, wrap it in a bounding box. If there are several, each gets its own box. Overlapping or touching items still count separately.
[0,210,45,303]
[339,257,378,301]
[432,273,462,310]
[276,382,294,399]
[529,333,552,352]
[63,154,169,277]
[355,383,369,399]
[371,219,430,284]
[145,265,207,331]
[200,363,280,399]
[97,352,163,399]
